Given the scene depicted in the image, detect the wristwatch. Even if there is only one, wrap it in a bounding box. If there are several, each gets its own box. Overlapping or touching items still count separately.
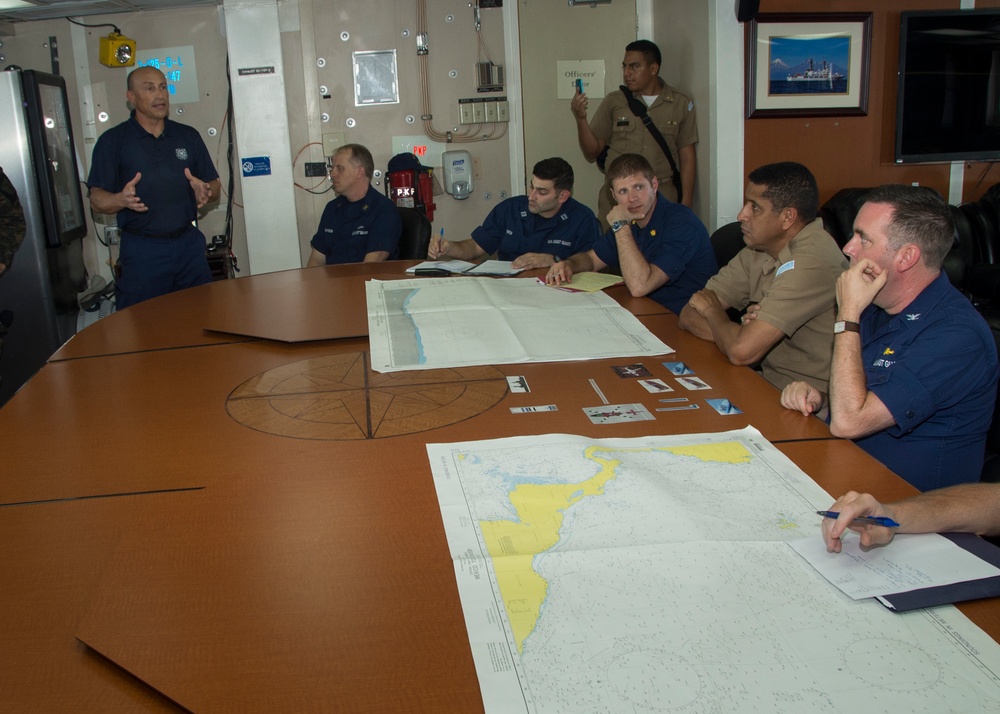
[610,219,629,233]
[833,320,861,334]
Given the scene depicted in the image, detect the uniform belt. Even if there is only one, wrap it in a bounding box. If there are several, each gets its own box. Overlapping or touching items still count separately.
[127,225,190,240]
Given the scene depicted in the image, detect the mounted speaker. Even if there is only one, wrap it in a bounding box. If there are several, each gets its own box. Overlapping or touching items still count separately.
[736,0,760,23]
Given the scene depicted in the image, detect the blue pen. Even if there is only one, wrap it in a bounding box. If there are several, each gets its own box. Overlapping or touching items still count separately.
[817,510,900,528]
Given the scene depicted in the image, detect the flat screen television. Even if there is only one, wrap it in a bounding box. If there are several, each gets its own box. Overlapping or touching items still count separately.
[895,9,1000,164]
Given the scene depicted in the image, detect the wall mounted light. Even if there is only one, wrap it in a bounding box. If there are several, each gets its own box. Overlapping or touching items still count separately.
[98,32,136,68]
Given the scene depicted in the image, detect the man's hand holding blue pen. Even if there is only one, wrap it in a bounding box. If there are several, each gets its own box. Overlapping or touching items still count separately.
[819,491,902,553]
[817,511,900,529]
[427,227,447,260]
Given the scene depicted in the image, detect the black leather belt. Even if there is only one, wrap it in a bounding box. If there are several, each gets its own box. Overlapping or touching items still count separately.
[127,225,190,240]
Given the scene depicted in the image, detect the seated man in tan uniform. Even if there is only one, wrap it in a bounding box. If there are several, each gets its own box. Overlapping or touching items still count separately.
[678,162,847,394]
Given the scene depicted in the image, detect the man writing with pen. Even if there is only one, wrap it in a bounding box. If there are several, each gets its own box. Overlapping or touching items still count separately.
[819,485,1000,553]
[427,157,600,270]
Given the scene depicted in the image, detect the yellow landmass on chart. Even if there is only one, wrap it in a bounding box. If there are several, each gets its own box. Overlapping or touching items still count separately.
[661,442,754,464]
[478,441,753,653]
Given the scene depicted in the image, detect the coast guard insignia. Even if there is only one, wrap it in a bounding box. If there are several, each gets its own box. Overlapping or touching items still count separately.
[175,148,189,161]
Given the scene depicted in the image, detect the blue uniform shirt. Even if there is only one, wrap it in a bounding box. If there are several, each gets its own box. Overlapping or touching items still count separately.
[855,271,998,491]
[310,185,402,264]
[87,113,218,236]
[592,194,716,314]
[470,196,600,261]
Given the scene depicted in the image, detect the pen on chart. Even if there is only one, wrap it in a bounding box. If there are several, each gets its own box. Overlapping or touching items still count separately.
[816,511,900,528]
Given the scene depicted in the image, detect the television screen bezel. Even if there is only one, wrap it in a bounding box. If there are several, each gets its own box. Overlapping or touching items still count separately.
[20,69,87,247]
[895,8,1000,165]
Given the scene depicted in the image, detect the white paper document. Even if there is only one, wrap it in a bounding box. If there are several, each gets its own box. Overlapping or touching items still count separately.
[405,260,476,274]
[791,531,1000,600]
[427,427,1000,713]
[366,277,673,373]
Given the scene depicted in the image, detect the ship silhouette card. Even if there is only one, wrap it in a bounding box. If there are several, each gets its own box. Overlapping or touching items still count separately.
[663,361,695,376]
[707,398,742,415]
[638,378,674,393]
[507,376,530,393]
[676,376,712,390]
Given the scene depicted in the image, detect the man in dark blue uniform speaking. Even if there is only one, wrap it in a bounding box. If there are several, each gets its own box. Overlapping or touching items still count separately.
[307,143,401,267]
[427,157,601,270]
[88,66,220,310]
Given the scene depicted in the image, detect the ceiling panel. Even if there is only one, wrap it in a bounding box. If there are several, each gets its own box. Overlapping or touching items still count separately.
[0,0,220,23]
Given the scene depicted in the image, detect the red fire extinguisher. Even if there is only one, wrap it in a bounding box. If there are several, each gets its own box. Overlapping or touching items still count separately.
[386,153,436,222]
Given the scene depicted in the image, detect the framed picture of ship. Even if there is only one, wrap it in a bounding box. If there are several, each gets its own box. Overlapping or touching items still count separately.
[746,13,872,118]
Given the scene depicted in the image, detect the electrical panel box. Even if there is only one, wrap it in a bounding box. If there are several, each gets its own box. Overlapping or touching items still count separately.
[322,132,346,158]
[458,97,510,125]
[304,162,327,177]
[459,99,475,125]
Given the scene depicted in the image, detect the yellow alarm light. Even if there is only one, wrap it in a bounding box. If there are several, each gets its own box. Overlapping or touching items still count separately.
[99,33,136,68]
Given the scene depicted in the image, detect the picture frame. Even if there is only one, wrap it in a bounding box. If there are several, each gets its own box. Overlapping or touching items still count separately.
[746,13,872,118]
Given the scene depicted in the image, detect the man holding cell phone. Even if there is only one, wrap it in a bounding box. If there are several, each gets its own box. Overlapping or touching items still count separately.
[571,40,698,227]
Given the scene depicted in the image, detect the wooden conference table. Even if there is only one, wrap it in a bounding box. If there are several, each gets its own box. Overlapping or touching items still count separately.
[2,261,997,711]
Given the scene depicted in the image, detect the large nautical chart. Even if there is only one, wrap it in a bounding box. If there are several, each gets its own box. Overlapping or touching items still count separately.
[366,277,672,373]
[427,427,1000,713]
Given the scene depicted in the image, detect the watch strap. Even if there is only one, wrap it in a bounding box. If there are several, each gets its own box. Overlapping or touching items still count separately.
[834,320,861,334]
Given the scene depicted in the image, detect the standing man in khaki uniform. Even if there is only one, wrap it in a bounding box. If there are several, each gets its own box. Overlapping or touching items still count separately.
[572,40,697,227]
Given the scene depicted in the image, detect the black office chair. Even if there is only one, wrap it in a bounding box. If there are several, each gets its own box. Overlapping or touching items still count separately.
[709,221,744,269]
[817,187,872,248]
[397,207,432,260]
[981,327,1000,484]
[706,222,745,325]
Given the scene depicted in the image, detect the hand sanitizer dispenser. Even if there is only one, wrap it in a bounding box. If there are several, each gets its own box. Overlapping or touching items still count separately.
[441,150,472,200]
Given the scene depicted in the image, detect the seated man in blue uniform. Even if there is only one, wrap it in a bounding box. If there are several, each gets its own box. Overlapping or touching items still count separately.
[306,143,401,266]
[781,184,998,492]
[544,153,716,314]
[87,66,220,310]
[426,157,600,270]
